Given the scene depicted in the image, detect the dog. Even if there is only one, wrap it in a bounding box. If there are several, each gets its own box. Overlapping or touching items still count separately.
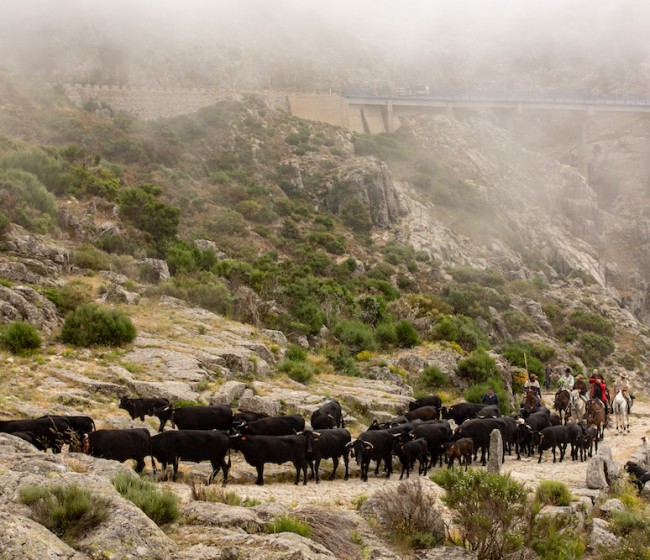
[624,461,650,492]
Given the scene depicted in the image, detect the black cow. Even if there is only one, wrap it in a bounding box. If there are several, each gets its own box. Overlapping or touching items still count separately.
[77,428,151,472]
[405,406,439,422]
[580,423,599,458]
[441,403,486,425]
[238,414,305,436]
[408,395,442,412]
[0,417,69,453]
[40,415,95,448]
[157,404,233,432]
[307,428,351,482]
[515,409,552,459]
[536,424,583,463]
[311,401,344,430]
[476,405,500,419]
[412,422,452,468]
[232,411,268,427]
[230,432,313,485]
[393,437,429,479]
[349,430,395,482]
[119,397,170,432]
[452,418,513,466]
[150,430,230,484]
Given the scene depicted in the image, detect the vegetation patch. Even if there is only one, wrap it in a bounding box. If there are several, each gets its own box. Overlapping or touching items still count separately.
[19,483,110,546]
[264,514,312,538]
[111,472,180,526]
[61,303,137,347]
[0,321,42,354]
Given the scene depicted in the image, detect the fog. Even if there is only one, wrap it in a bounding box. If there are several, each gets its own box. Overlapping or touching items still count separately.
[1,0,649,91]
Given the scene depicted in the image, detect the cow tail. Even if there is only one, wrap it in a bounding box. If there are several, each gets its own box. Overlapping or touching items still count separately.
[227,437,232,468]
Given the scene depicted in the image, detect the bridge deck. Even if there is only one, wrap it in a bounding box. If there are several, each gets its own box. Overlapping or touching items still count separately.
[343,93,650,113]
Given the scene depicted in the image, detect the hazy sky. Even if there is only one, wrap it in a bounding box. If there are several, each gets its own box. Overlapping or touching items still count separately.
[1,1,647,90]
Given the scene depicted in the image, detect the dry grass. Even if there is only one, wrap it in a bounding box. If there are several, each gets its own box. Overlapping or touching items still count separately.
[295,507,362,560]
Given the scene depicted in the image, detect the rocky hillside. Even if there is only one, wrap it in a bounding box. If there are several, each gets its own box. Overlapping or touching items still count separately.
[2,41,650,558]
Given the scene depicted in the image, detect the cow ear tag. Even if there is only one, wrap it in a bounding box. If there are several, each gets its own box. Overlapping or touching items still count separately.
[241,436,247,441]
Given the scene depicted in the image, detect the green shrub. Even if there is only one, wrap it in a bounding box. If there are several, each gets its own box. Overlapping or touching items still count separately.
[0,168,57,233]
[463,377,511,415]
[111,472,180,526]
[285,344,308,362]
[395,319,421,348]
[432,469,528,560]
[72,246,111,271]
[206,207,248,236]
[456,348,499,383]
[119,184,180,248]
[529,510,585,560]
[1,146,70,194]
[501,341,545,378]
[278,359,315,384]
[534,480,572,507]
[419,365,449,389]
[61,303,137,347]
[332,319,377,353]
[447,266,505,288]
[577,332,615,366]
[1,321,42,354]
[431,314,485,351]
[43,280,93,313]
[569,308,614,337]
[502,310,537,336]
[152,276,233,316]
[265,514,312,538]
[375,321,398,348]
[19,483,110,545]
[327,346,361,377]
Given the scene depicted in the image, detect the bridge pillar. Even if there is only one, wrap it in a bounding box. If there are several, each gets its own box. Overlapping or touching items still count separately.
[385,101,394,133]
[577,111,590,180]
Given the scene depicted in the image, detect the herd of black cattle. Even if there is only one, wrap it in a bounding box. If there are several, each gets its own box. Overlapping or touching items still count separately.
[0,395,608,486]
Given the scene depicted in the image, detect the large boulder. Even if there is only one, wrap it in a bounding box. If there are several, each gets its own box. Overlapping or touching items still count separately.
[0,285,61,334]
[586,445,621,489]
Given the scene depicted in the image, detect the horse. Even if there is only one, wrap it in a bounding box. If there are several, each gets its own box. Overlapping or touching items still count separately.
[612,391,631,434]
[553,390,572,424]
[570,390,586,423]
[521,389,541,417]
[585,399,606,441]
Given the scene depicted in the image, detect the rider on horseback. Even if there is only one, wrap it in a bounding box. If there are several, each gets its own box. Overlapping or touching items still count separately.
[522,373,542,406]
[589,370,610,424]
[615,372,634,413]
[556,367,574,395]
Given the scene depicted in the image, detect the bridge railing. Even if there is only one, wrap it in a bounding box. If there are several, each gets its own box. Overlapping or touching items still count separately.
[341,91,650,108]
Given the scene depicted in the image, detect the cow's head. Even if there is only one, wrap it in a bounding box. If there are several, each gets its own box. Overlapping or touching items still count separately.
[118,396,130,410]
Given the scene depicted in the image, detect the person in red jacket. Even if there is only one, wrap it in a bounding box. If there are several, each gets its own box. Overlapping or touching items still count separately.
[589,371,610,423]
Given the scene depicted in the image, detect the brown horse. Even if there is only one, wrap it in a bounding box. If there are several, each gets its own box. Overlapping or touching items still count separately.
[521,389,541,416]
[585,399,606,441]
[553,390,571,425]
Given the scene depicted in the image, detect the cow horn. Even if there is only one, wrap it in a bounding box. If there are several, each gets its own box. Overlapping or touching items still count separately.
[296,431,303,435]
[346,440,355,448]
[327,414,334,419]
[391,433,401,438]
[365,442,375,450]
[313,431,321,437]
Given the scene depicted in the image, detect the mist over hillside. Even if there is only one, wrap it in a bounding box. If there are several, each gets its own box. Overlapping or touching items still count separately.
[2,0,650,92]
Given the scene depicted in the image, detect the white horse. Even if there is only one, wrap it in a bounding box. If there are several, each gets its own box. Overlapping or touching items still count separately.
[570,390,586,423]
[612,390,631,434]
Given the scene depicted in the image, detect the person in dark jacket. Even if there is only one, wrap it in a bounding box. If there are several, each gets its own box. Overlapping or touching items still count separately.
[481,387,499,407]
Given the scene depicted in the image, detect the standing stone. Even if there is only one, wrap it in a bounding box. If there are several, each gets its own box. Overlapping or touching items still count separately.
[487,428,503,473]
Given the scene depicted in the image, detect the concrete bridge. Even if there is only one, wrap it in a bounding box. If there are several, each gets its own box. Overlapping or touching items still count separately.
[287,92,650,177]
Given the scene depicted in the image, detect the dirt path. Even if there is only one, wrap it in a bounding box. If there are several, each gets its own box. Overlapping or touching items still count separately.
[197,396,650,511]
